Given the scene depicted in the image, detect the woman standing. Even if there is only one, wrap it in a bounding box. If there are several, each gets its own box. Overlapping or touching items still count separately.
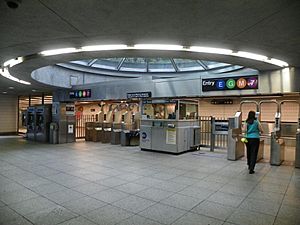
[243,111,263,174]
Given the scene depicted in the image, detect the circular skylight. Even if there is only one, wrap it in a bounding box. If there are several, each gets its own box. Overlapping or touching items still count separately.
[68,58,243,73]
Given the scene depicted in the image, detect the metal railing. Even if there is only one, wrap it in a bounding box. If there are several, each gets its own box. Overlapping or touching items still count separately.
[199,116,228,151]
[76,114,98,138]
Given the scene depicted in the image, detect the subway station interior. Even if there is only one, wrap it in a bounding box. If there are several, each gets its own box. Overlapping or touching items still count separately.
[0,1,300,225]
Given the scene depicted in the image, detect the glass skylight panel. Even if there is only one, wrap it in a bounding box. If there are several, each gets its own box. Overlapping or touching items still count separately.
[148,58,175,72]
[70,60,91,66]
[119,58,147,72]
[92,58,122,70]
[173,59,204,71]
[202,60,230,69]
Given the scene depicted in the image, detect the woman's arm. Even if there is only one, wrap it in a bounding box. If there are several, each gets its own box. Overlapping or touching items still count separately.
[258,121,263,134]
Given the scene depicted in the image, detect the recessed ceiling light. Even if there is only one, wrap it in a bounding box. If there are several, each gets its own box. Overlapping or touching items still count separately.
[2,91,7,94]
[40,48,79,56]
[8,86,14,89]
[0,67,31,85]
[133,44,184,51]
[32,89,37,92]
[81,45,128,51]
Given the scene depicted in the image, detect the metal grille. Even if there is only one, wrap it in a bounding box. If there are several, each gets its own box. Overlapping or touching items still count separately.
[76,114,97,138]
[199,116,228,151]
[213,117,228,149]
[200,116,212,147]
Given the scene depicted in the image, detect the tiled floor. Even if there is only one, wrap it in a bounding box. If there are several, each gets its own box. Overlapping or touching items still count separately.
[0,136,299,225]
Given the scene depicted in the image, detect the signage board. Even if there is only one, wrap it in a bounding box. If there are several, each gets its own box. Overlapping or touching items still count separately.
[70,89,91,99]
[202,76,258,92]
[127,91,152,99]
[66,104,75,116]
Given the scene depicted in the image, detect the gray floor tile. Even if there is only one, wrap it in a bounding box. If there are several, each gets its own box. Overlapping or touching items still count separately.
[178,186,215,200]
[30,182,69,195]
[65,194,106,212]
[25,206,77,225]
[0,188,39,204]
[113,195,156,213]
[116,173,144,182]
[154,180,188,192]
[8,196,57,216]
[58,216,97,225]
[135,187,174,202]
[170,176,200,185]
[71,183,108,195]
[0,182,24,194]
[84,205,134,225]
[139,203,187,225]
[282,195,300,208]
[0,206,24,224]
[253,183,288,194]
[208,192,245,208]
[44,189,85,204]
[90,188,129,203]
[191,200,235,221]
[16,177,51,188]
[2,216,34,225]
[277,204,300,221]
[227,208,275,225]
[247,190,284,203]
[161,193,203,211]
[116,215,162,225]
[114,182,148,194]
[134,177,164,186]
[192,180,225,191]
[239,198,281,216]
[219,184,253,197]
[172,212,223,225]
[98,177,129,187]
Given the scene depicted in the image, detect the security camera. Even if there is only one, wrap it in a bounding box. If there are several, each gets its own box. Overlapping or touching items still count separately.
[5,0,22,9]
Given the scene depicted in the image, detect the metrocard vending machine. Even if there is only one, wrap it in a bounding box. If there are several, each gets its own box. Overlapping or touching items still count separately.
[26,106,36,141]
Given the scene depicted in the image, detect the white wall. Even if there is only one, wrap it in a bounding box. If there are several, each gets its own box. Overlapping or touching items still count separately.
[0,94,18,134]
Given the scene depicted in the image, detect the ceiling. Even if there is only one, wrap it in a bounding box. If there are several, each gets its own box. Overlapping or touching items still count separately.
[0,0,299,95]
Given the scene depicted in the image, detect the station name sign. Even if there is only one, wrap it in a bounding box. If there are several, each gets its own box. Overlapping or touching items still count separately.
[127,91,152,99]
[70,89,91,99]
[202,75,258,92]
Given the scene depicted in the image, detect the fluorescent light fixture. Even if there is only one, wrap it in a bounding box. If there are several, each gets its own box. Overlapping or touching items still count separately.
[40,48,79,56]
[8,86,14,89]
[267,58,289,67]
[232,51,268,61]
[3,57,24,67]
[2,91,7,94]
[81,45,128,51]
[189,46,233,55]
[133,44,183,51]
[0,67,31,85]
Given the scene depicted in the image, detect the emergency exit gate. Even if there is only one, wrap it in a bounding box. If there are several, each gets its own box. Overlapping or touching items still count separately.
[200,116,228,151]
[76,114,98,138]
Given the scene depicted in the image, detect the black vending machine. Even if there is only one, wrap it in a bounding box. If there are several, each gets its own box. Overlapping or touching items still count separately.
[35,105,52,142]
[26,106,36,141]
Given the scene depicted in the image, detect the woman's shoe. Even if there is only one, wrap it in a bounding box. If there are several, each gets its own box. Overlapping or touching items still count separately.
[249,170,255,174]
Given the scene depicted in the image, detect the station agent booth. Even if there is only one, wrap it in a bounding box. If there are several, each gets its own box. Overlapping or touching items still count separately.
[140,99,200,154]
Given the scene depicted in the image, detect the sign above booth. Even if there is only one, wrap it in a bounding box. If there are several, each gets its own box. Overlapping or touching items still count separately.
[202,76,258,92]
[127,91,152,99]
[70,89,91,98]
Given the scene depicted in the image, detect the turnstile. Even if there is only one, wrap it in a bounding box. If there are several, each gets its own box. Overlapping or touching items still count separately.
[295,130,300,168]
[85,122,94,141]
[270,132,285,166]
[111,123,121,145]
[227,112,244,160]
